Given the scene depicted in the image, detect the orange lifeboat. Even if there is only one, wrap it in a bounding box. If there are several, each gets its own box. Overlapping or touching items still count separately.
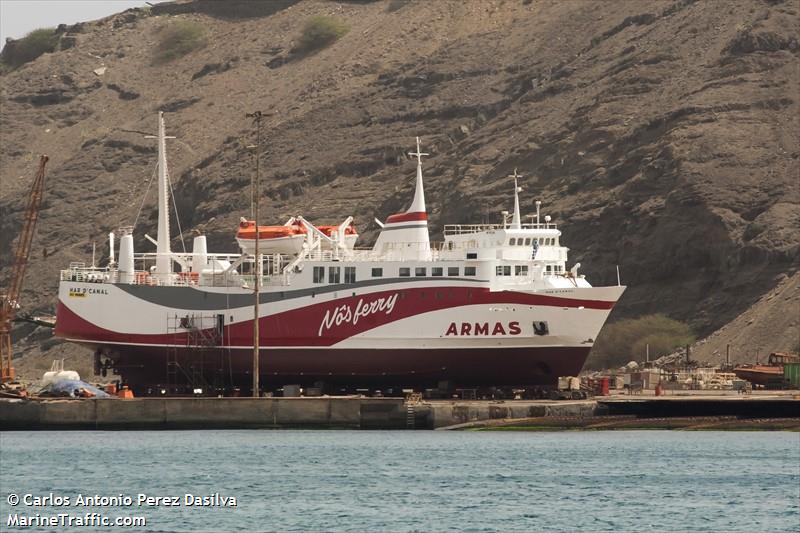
[236,220,307,255]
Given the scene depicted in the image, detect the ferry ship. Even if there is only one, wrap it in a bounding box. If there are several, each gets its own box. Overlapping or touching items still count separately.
[54,113,625,393]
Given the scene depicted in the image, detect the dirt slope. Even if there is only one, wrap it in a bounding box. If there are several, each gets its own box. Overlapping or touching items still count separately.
[1,0,798,378]
[690,270,799,364]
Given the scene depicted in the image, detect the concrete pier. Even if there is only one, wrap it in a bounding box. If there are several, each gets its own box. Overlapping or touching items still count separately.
[415,399,599,429]
[0,397,407,430]
[598,395,800,418]
[1,392,797,431]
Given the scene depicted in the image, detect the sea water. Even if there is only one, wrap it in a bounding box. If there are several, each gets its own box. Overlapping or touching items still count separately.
[1,430,798,532]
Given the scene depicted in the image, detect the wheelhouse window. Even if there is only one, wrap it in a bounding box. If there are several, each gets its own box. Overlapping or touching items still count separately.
[496,265,511,276]
[515,265,529,276]
[448,267,459,276]
[524,238,531,245]
[328,266,341,284]
[399,267,410,277]
[415,267,427,277]
[465,266,477,276]
[313,266,325,284]
[509,238,516,245]
[432,267,443,277]
[344,266,356,284]
[371,267,383,277]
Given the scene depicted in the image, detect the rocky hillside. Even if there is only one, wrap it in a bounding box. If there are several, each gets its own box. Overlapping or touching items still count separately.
[1,0,798,378]
[690,270,799,364]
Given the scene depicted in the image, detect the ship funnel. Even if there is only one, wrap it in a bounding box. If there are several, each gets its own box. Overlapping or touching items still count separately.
[118,228,135,284]
[372,137,432,260]
[192,235,208,272]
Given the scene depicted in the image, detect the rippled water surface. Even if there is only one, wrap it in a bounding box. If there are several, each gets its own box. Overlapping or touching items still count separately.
[1,431,798,532]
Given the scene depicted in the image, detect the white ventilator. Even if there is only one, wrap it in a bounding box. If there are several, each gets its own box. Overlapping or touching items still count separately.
[192,235,208,272]
[118,228,135,284]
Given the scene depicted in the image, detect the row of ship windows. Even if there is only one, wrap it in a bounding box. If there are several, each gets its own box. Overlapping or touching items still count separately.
[496,265,528,276]
[309,264,561,284]
[494,265,559,275]
[311,266,478,284]
[509,237,557,246]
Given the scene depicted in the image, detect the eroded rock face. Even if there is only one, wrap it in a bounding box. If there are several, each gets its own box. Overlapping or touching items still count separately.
[8,80,102,106]
[0,0,797,373]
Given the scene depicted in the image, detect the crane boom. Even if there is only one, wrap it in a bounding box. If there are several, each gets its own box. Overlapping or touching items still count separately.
[1,155,49,383]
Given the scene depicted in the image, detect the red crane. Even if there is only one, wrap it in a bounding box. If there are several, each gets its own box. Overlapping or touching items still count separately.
[1,155,49,383]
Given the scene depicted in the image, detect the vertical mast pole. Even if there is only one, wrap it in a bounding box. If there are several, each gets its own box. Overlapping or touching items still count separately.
[145,112,175,280]
[508,168,522,230]
[156,112,171,278]
[247,111,263,397]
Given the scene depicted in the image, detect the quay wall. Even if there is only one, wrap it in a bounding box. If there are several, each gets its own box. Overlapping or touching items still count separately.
[0,397,407,430]
[419,400,600,429]
[2,395,797,430]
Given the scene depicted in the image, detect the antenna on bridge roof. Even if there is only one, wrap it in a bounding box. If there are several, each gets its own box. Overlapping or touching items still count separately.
[508,168,523,229]
[406,136,429,214]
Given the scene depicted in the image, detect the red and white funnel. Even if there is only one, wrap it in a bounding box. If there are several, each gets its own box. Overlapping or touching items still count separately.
[373,137,432,260]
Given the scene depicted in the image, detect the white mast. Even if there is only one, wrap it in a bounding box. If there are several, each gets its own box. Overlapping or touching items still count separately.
[509,168,523,229]
[407,136,428,213]
[147,112,175,279]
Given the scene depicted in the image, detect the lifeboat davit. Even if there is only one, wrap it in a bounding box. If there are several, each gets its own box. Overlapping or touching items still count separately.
[306,224,359,250]
[236,219,306,255]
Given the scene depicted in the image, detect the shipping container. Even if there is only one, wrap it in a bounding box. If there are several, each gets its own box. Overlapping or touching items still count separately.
[784,363,800,387]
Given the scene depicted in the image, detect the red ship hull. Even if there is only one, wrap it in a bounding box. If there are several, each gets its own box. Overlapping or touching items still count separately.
[85,343,591,394]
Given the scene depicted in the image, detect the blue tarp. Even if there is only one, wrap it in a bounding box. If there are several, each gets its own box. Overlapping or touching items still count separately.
[39,379,113,398]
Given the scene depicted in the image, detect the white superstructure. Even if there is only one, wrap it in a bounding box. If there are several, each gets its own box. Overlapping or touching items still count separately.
[54,114,625,392]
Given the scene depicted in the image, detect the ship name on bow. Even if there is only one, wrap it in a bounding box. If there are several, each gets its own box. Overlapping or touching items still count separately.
[319,293,399,336]
[68,287,109,297]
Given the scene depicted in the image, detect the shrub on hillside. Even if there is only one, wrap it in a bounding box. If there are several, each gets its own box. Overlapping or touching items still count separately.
[1,28,59,69]
[152,21,208,65]
[743,222,765,241]
[294,16,348,54]
[588,314,695,369]
[387,0,410,12]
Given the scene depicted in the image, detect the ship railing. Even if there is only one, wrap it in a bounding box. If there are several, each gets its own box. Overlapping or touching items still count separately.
[238,274,288,288]
[60,264,115,284]
[301,243,441,262]
[130,252,244,263]
[443,223,558,235]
